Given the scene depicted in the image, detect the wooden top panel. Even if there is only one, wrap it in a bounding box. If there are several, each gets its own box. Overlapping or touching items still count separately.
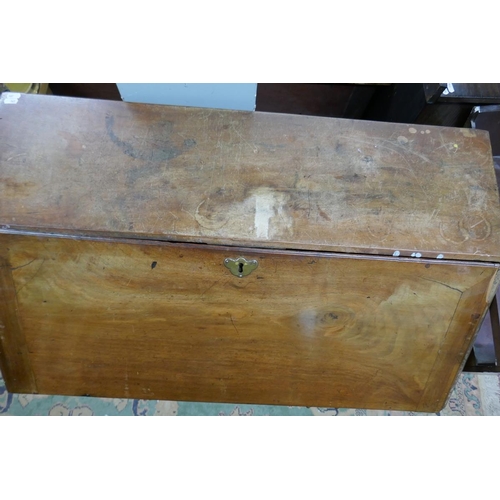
[1,93,500,262]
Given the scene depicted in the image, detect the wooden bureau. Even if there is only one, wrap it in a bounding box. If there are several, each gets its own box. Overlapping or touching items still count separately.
[1,93,500,411]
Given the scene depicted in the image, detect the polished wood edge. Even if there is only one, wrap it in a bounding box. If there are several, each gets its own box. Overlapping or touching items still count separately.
[0,256,38,393]
[1,229,499,268]
[486,270,500,304]
[490,295,500,368]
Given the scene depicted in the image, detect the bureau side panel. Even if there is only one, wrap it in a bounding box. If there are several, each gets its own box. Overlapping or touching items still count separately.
[0,247,37,393]
[3,233,496,411]
[418,269,500,412]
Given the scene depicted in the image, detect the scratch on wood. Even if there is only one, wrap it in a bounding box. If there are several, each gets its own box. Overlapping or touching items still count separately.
[439,222,469,245]
[354,137,432,200]
[233,126,257,153]
[6,153,27,162]
[230,315,240,335]
[429,209,440,221]
[11,258,36,271]
[418,276,463,295]
[181,207,196,220]
[201,279,221,298]
[15,258,46,295]
[194,199,229,231]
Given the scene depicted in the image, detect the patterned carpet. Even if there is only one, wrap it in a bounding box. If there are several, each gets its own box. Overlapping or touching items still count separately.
[2,371,500,415]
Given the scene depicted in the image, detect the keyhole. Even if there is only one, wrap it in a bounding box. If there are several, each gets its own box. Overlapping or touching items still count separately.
[238,262,244,274]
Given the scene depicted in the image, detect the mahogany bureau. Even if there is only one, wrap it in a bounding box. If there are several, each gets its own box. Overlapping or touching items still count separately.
[1,93,500,412]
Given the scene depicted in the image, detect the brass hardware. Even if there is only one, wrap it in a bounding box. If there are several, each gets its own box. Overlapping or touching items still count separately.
[224,257,258,278]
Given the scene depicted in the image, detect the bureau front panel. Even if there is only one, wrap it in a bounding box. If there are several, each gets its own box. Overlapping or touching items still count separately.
[0,234,497,411]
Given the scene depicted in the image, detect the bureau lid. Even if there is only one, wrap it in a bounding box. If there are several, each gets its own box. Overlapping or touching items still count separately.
[1,93,500,263]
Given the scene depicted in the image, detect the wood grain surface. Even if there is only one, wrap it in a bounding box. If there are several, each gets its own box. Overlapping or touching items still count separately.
[0,252,38,393]
[1,93,500,262]
[1,232,497,411]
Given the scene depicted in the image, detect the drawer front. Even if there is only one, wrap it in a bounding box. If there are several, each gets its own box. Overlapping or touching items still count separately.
[0,233,497,411]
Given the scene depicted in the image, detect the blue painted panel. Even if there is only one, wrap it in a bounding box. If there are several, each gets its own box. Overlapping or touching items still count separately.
[116,83,256,111]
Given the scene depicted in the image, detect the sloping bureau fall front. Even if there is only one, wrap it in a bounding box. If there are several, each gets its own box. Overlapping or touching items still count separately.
[1,93,500,412]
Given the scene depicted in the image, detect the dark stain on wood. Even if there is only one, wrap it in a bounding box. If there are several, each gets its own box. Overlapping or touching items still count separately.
[105,113,195,163]
[1,179,37,197]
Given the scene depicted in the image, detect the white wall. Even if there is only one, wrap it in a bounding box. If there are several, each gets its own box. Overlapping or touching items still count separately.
[116,83,257,111]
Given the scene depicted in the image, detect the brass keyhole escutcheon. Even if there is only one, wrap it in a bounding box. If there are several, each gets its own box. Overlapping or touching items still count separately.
[224,257,258,278]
